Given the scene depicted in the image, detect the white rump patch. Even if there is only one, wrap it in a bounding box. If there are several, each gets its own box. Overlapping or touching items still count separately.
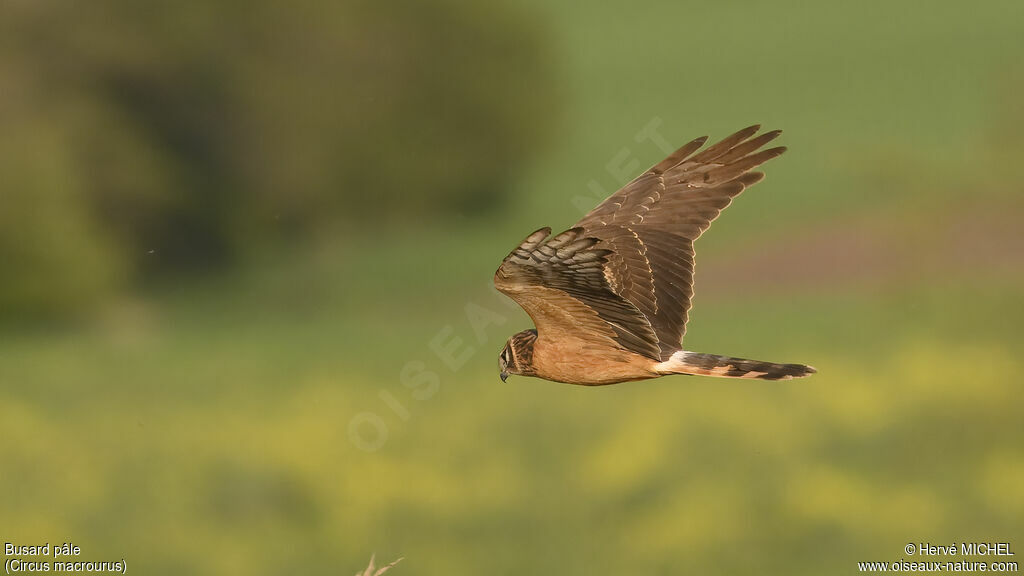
[653,350,693,374]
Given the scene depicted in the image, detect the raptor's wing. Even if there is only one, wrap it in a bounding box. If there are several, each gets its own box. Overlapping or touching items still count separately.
[494,227,662,360]
[574,125,786,360]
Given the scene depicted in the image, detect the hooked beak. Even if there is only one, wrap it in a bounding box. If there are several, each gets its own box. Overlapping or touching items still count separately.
[499,371,509,383]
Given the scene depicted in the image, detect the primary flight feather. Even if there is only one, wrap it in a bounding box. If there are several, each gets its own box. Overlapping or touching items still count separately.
[494,125,816,385]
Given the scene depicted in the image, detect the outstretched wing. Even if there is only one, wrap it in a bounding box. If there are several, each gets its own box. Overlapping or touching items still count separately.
[494,227,662,359]
[575,125,786,360]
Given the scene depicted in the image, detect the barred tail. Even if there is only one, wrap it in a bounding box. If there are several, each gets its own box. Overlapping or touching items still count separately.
[654,351,816,380]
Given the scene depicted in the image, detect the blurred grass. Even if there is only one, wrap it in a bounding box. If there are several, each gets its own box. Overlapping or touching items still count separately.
[3,272,1022,574]
[2,0,1024,574]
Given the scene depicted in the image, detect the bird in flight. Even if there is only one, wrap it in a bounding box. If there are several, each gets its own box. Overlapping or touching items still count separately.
[494,125,815,385]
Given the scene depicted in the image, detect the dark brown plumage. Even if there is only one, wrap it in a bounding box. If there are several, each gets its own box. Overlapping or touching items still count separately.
[495,126,816,385]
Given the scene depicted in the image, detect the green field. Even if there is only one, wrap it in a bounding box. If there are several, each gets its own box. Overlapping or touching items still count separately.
[2,1,1023,574]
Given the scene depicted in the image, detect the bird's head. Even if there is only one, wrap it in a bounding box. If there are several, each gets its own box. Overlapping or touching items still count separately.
[499,329,538,382]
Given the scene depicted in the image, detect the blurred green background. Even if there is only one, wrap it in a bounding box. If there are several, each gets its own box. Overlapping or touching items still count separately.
[2,0,1022,574]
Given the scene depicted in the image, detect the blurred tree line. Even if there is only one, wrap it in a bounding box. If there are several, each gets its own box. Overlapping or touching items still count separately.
[0,0,556,320]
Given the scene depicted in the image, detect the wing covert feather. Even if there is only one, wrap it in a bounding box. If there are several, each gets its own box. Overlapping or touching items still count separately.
[495,227,662,359]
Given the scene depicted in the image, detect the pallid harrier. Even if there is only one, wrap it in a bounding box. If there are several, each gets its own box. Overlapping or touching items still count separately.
[494,125,815,385]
